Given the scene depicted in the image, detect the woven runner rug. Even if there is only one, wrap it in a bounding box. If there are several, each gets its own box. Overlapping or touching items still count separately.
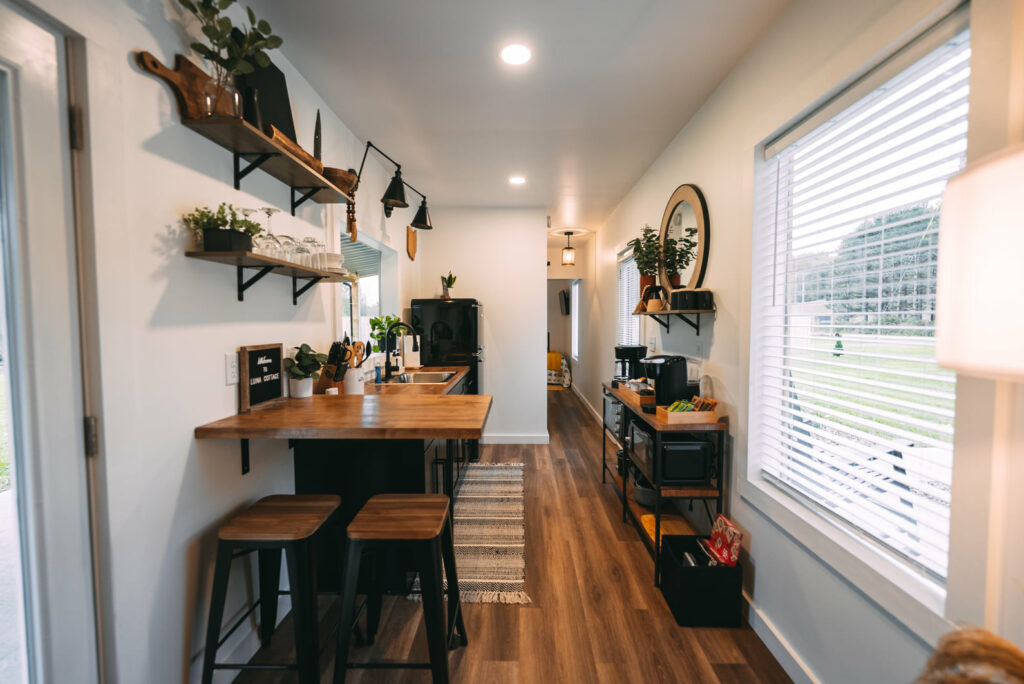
[412,462,530,604]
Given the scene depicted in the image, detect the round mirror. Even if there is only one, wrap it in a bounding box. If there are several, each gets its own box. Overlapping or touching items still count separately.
[659,184,709,292]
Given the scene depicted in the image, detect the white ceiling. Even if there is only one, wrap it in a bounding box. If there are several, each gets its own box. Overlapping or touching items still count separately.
[253,0,791,229]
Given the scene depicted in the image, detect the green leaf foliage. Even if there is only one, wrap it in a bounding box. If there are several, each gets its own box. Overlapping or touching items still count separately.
[285,345,327,380]
[626,224,660,276]
[178,0,282,78]
[181,202,264,237]
[368,314,402,353]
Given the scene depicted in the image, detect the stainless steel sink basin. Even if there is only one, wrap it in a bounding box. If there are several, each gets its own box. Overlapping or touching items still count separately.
[386,371,456,384]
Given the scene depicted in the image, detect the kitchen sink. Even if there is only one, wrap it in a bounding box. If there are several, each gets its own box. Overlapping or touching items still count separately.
[386,371,456,384]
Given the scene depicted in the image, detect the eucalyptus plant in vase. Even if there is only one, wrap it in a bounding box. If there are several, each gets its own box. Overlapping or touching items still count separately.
[626,224,660,298]
[177,0,283,117]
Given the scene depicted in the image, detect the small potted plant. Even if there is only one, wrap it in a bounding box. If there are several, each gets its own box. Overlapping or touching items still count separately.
[626,224,660,297]
[440,271,457,299]
[183,202,263,252]
[283,344,327,398]
[369,314,401,353]
[176,0,283,117]
[663,226,698,287]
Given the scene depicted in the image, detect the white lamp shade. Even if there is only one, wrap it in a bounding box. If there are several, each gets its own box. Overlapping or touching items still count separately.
[936,143,1024,379]
[561,246,576,266]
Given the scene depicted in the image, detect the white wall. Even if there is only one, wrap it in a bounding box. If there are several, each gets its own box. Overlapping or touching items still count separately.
[18,0,424,681]
[576,0,1024,682]
[416,208,548,444]
[547,280,571,356]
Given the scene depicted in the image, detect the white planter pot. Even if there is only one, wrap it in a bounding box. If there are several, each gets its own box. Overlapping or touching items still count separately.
[288,377,313,398]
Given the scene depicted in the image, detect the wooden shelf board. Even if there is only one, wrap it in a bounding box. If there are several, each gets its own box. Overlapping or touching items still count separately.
[182,116,353,205]
[185,251,356,283]
[635,309,716,316]
[607,467,697,551]
[603,382,729,433]
[661,484,720,499]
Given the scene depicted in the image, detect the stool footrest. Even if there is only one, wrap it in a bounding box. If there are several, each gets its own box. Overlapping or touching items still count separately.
[347,661,432,669]
[213,662,298,671]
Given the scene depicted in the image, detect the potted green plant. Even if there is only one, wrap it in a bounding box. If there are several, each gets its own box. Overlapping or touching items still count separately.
[663,226,698,288]
[283,344,327,398]
[176,0,283,117]
[183,202,263,252]
[441,271,457,299]
[626,224,660,297]
[369,314,401,353]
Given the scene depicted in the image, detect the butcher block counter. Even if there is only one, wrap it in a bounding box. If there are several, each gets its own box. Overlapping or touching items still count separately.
[194,365,489,591]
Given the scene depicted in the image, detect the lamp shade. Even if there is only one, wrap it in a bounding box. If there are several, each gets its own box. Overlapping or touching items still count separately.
[411,198,432,230]
[380,169,409,216]
[936,143,1024,379]
[561,232,576,265]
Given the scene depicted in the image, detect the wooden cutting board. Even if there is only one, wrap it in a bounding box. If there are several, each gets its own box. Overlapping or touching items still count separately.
[135,51,235,120]
[266,125,324,174]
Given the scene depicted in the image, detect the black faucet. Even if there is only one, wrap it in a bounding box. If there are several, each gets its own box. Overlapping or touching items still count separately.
[383,320,416,381]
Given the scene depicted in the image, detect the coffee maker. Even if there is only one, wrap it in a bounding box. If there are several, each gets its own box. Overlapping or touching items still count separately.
[640,355,694,406]
[614,345,647,381]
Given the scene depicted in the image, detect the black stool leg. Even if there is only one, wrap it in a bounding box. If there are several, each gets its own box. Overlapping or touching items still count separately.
[440,515,467,647]
[285,540,319,683]
[365,549,384,645]
[257,548,282,646]
[201,541,234,684]
[333,539,364,684]
[419,538,450,684]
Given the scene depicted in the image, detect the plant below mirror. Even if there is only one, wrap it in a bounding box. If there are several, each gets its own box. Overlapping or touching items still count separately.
[663,226,698,277]
[283,344,328,380]
[177,0,283,107]
[369,314,402,353]
[627,224,660,276]
[182,203,263,237]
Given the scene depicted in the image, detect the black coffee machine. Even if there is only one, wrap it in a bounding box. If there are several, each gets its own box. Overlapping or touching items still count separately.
[640,355,695,406]
[614,345,647,380]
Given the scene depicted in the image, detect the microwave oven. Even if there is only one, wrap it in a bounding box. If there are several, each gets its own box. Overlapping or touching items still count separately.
[627,422,714,487]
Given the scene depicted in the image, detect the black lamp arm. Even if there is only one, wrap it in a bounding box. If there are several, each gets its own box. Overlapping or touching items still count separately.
[354,141,402,192]
[402,180,426,202]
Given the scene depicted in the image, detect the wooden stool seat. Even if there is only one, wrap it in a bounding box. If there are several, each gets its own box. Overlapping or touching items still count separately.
[347,493,450,540]
[219,494,340,541]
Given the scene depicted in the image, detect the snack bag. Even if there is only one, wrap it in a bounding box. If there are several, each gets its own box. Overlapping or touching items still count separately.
[708,514,742,566]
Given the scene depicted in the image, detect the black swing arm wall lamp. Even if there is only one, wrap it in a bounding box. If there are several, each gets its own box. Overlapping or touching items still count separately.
[354,141,432,230]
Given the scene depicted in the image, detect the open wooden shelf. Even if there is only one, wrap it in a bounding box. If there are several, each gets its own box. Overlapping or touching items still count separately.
[186,250,354,304]
[607,466,696,554]
[182,116,353,213]
[635,308,716,334]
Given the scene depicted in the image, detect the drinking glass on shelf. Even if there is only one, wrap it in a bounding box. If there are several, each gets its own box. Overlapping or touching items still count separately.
[255,234,281,259]
[292,244,311,267]
[276,235,297,263]
[260,207,280,236]
[301,237,323,270]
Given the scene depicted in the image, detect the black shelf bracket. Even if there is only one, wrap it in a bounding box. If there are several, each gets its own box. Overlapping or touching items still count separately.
[673,312,701,335]
[236,265,274,302]
[290,186,319,215]
[292,275,324,305]
[240,439,250,475]
[233,152,279,190]
[649,315,671,332]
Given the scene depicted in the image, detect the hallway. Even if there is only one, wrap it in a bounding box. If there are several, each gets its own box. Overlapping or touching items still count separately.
[240,389,788,683]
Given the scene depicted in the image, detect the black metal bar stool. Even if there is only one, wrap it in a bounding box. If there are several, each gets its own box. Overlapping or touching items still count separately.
[200,494,341,684]
[334,493,467,684]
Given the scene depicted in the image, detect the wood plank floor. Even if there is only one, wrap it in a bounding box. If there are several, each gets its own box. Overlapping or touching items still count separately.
[235,388,790,683]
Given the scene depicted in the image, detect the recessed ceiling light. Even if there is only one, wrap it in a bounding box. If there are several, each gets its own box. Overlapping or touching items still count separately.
[501,44,531,65]
[509,176,526,185]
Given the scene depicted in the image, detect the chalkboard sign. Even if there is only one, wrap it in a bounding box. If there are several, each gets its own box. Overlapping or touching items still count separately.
[239,343,284,413]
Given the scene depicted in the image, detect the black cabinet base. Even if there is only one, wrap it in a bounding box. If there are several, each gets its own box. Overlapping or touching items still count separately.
[660,535,742,628]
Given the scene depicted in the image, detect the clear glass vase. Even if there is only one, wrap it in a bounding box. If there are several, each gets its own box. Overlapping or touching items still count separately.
[203,74,242,118]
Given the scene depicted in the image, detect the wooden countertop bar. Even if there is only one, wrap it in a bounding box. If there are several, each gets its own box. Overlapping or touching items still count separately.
[194,393,492,440]
[603,382,728,433]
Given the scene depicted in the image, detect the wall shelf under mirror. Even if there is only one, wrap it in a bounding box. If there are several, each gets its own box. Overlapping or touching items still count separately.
[635,309,715,334]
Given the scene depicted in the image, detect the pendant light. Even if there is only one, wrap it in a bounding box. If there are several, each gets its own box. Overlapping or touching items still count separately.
[561,231,576,265]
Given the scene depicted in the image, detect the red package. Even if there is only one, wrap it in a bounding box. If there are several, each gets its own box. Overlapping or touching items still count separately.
[707,514,742,566]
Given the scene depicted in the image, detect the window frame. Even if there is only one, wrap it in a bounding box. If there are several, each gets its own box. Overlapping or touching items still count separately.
[742,6,969,645]
[616,251,640,346]
[570,279,580,361]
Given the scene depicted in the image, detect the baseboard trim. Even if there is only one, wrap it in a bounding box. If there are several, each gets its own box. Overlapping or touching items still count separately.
[481,433,550,445]
[743,591,820,684]
[571,384,601,424]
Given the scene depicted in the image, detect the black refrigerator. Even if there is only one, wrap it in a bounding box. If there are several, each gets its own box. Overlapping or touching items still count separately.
[411,298,483,461]
[410,298,482,394]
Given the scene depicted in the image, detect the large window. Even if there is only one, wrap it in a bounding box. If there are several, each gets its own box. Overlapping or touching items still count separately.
[616,254,640,345]
[750,25,969,581]
[571,280,580,360]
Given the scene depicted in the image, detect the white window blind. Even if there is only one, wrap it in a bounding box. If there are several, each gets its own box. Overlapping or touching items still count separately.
[571,280,580,359]
[616,255,640,345]
[750,26,969,582]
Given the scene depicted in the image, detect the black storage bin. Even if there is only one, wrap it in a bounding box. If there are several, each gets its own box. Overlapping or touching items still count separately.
[660,535,742,628]
[202,228,253,253]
